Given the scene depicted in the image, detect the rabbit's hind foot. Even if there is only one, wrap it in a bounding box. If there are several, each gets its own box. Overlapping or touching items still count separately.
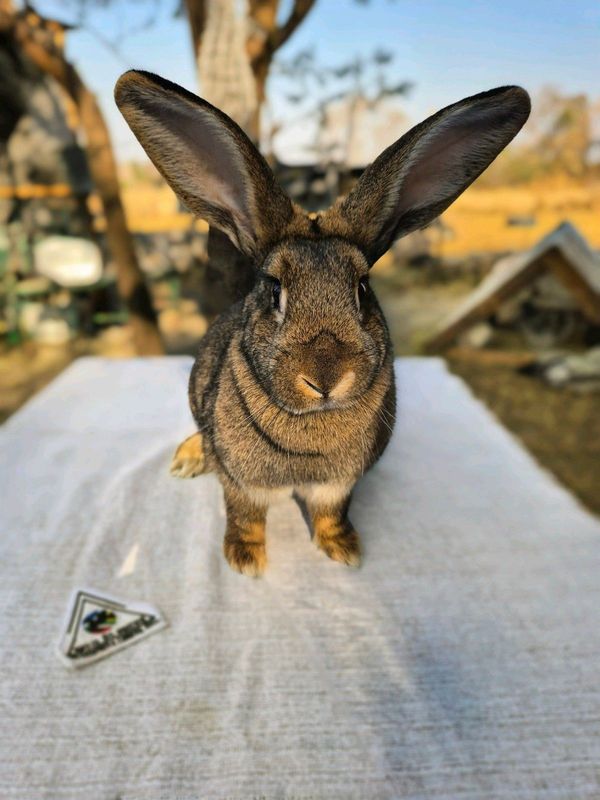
[170,432,207,478]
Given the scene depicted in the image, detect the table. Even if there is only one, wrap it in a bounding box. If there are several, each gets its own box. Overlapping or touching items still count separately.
[1,357,599,799]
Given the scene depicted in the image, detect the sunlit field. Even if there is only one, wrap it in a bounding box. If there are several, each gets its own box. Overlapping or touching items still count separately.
[118,171,600,257]
[443,178,600,257]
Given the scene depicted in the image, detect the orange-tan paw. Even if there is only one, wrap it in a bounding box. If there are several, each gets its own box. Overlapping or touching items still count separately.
[315,522,361,567]
[170,432,206,478]
[223,534,267,577]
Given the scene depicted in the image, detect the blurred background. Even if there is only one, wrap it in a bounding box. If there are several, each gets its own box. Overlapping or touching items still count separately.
[0,0,598,512]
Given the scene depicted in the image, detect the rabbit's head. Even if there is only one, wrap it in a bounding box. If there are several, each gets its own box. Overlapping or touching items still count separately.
[116,72,529,413]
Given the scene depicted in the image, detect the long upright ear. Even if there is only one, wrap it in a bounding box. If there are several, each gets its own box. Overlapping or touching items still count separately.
[329,86,531,264]
[115,70,294,259]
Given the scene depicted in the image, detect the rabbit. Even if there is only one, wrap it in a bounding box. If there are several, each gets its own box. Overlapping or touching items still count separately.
[115,71,530,577]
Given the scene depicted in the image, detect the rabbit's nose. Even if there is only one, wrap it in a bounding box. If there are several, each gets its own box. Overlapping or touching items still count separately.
[296,370,355,401]
[296,331,356,401]
[329,370,355,399]
[297,374,325,399]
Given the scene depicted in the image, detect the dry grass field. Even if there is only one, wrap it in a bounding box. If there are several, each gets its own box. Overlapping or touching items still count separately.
[449,359,600,516]
[118,169,600,259]
[441,178,600,258]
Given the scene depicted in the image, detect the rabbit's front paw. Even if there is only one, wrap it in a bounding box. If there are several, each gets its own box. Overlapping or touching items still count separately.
[224,529,267,577]
[315,521,361,568]
[170,432,206,478]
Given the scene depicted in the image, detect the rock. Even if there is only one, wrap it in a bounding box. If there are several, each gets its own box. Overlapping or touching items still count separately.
[34,317,72,345]
[458,322,494,349]
[19,301,45,335]
[34,236,103,288]
[540,347,600,392]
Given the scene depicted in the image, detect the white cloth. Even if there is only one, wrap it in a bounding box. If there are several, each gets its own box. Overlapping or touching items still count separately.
[1,356,599,799]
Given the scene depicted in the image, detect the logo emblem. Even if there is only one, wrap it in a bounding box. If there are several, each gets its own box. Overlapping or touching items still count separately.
[83,609,117,634]
[58,588,167,669]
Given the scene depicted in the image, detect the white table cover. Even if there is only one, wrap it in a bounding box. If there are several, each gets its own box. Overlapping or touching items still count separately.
[1,356,599,799]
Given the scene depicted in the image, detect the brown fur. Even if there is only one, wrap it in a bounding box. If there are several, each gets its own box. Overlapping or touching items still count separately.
[222,491,267,577]
[116,71,530,576]
[314,519,361,568]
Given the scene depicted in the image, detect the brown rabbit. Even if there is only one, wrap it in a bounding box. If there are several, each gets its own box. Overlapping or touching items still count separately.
[115,71,530,576]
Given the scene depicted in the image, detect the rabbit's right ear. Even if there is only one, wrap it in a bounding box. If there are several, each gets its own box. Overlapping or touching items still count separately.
[115,70,294,259]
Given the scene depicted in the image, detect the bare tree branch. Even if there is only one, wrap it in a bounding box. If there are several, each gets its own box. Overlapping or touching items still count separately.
[258,0,316,64]
[183,0,206,51]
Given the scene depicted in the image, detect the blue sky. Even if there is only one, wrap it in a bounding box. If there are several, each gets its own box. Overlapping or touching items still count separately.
[36,0,600,162]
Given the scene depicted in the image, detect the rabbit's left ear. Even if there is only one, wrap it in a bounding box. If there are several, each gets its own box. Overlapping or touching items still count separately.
[328,85,530,264]
[115,70,294,258]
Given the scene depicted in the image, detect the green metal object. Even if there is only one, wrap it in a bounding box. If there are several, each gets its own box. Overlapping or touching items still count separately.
[92,311,129,327]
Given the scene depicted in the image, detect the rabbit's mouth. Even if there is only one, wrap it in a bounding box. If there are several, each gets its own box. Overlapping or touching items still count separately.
[275,396,354,417]
[273,371,362,416]
[270,344,378,414]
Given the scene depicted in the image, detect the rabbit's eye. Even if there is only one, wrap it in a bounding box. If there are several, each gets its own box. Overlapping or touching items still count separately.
[357,277,369,309]
[272,279,282,311]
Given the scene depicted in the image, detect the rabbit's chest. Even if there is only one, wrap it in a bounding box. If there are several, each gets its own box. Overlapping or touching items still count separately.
[213,369,371,488]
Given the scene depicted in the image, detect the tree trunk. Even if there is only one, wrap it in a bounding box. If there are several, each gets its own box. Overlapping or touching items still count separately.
[76,86,164,353]
[196,0,258,137]
[184,0,257,317]
[182,0,316,317]
[1,7,164,355]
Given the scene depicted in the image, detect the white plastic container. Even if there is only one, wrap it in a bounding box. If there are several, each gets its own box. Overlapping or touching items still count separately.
[34,236,103,288]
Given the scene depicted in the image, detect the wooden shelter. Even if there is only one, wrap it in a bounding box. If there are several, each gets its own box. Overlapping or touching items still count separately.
[426,222,600,352]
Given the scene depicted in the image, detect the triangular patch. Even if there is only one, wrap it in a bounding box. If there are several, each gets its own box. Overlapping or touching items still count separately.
[58,587,167,669]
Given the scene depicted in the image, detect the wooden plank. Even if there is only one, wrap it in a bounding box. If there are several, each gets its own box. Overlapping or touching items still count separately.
[425,256,546,352]
[445,347,537,368]
[0,183,72,199]
[544,247,600,323]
